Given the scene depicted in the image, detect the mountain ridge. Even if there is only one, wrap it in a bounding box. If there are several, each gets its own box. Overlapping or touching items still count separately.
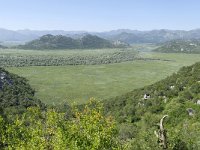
[17,34,127,50]
[2,28,200,44]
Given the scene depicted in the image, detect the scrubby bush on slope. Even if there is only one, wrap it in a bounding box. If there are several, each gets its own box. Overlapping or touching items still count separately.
[104,62,200,149]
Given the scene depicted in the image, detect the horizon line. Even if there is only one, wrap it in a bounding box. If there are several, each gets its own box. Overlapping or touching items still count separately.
[1,27,200,33]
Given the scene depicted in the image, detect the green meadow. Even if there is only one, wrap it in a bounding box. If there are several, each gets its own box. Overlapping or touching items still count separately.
[6,51,200,104]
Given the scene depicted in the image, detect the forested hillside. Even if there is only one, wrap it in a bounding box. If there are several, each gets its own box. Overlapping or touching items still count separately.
[0,45,7,49]
[17,34,127,50]
[104,62,200,149]
[0,68,44,116]
[154,39,200,53]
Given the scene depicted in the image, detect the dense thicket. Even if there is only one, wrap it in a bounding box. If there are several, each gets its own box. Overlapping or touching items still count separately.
[154,39,200,53]
[104,62,200,149]
[0,50,139,67]
[17,34,128,50]
[0,100,123,149]
[0,68,44,116]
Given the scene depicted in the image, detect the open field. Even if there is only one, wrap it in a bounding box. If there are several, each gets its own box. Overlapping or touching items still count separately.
[6,51,200,105]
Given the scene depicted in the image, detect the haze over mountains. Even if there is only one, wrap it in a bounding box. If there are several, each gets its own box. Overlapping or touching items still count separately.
[2,28,200,44]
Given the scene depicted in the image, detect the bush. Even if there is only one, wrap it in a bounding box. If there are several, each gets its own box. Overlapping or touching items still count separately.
[0,99,123,149]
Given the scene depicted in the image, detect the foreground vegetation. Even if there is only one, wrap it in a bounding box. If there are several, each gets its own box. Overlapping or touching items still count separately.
[104,62,200,149]
[0,100,124,150]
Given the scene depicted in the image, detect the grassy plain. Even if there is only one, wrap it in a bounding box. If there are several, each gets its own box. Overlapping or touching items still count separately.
[6,50,200,105]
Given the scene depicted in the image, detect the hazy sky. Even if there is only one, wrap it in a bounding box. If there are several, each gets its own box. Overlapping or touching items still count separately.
[0,0,200,31]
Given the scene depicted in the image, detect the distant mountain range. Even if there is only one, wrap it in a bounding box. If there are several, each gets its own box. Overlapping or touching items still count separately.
[0,44,7,49]
[17,34,128,50]
[154,39,200,53]
[1,28,200,44]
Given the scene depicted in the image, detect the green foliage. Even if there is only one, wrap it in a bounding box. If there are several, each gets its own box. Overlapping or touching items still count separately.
[0,100,123,150]
[0,49,138,67]
[172,139,188,150]
[104,62,200,149]
[0,68,45,117]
